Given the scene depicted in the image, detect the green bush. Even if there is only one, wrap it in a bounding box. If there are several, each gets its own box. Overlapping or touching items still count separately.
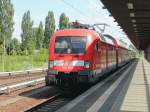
[0,50,48,72]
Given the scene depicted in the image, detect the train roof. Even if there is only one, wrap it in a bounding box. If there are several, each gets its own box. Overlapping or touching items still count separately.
[55,29,117,45]
[102,34,117,46]
[54,29,135,51]
[103,34,133,51]
[102,35,115,46]
[102,34,135,51]
[68,21,135,50]
[54,29,98,36]
[117,39,135,51]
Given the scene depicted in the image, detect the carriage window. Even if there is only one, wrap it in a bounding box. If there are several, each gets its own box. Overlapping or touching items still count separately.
[55,36,86,54]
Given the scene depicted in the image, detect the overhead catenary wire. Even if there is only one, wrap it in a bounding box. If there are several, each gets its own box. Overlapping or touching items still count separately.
[61,0,111,34]
[60,0,130,44]
[61,0,124,30]
[61,0,95,23]
[62,0,135,49]
[60,0,118,33]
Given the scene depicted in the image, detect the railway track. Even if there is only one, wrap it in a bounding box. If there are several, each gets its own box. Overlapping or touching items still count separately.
[0,68,47,77]
[25,94,74,112]
[25,81,89,112]
[0,78,45,94]
[0,69,47,94]
[0,72,45,86]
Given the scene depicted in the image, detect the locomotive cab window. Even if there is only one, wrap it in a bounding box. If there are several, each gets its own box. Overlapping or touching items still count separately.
[55,36,86,54]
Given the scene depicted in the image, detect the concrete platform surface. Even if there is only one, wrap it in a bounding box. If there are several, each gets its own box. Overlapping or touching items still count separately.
[121,59,150,112]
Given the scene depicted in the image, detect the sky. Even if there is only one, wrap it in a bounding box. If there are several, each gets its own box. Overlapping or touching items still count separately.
[11,0,132,45]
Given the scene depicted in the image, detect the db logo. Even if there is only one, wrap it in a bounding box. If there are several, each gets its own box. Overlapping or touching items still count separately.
[64,61,72,66]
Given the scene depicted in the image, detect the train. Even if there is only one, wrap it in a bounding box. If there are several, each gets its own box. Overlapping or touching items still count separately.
[45,23,135,86]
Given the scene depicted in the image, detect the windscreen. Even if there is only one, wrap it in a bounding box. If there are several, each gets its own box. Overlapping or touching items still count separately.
[55,36,86,54]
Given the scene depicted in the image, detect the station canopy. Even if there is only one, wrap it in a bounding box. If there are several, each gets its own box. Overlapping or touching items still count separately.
[101,0,150,50]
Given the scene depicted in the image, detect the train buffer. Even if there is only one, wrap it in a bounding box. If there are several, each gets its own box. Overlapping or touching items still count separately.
[56,59,150,112]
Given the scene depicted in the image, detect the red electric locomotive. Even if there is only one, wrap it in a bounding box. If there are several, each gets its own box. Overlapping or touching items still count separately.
[45,24,134,86]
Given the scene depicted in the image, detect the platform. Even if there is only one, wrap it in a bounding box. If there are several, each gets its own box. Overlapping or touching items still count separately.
[56,59,150,112]
[121,59,150,112]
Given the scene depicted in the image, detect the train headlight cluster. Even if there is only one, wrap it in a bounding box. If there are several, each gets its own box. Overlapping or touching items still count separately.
[49,60,90,68]
[84,61,90,68]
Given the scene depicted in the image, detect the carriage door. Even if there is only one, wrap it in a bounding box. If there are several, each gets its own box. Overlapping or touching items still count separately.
[93,41,100,71]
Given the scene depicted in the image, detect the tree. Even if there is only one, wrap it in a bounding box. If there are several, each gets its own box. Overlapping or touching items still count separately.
[32,27,38,48]
[59,13,69,30]
[0,0,14,54]
[21,11,35,54]
[36,22,44,49]
[9,38,21,55]
[44,11,55,48]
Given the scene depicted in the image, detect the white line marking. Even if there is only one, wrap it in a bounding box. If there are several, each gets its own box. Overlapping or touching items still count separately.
[86,62,135,112]
[56,62,132,112]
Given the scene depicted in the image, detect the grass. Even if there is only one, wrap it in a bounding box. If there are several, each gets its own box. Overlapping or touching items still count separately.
[0,52,48,72]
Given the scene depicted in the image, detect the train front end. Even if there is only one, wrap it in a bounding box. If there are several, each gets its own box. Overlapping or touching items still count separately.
[45,29,93,86]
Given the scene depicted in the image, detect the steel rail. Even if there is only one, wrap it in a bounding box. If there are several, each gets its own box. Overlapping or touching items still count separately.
[0,68,47,77]
[0,78,45,94]
[24,94,71,112]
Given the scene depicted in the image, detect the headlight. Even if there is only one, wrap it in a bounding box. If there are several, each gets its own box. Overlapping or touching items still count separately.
[49,61,54,68]
[84,61,90,68]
